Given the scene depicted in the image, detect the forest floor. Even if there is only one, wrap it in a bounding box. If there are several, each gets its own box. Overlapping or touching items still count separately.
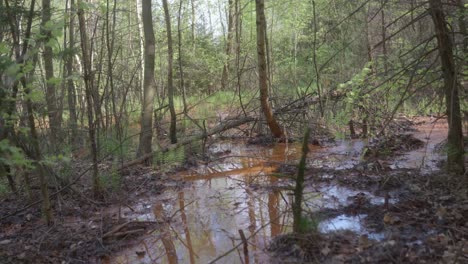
[0,116,467,263]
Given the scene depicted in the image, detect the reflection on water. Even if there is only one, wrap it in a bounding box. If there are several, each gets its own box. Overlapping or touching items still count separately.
[108,127,438,263]
[110,142,300,264]
[318,214,384,241]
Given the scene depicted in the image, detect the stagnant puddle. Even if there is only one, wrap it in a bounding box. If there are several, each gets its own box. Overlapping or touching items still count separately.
[391,118,447,172]
[106,119,446,263]
[106,139,393,264]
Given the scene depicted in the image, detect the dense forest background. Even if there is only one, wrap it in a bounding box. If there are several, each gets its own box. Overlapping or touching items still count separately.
[0,0,467,262]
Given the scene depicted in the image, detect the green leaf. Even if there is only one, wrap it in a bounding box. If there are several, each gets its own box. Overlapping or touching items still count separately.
[47,77,62,86]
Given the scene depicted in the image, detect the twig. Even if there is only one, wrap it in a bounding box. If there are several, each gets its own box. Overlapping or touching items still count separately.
[239,229,249,264]
[208,214,283,264]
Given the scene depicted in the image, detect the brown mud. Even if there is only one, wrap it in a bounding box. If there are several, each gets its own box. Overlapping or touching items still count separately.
[1,116,466,263]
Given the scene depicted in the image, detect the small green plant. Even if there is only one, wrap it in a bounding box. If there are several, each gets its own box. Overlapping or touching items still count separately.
[99,168,121,191]
[98,129,133,160]
[296,215,320,233]
[0,139,33,170]
[154,147,186,168]
[0,178,9,196]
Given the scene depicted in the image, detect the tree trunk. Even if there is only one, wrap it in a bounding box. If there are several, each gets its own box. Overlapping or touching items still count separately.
[66,0,78,149]
[191,0,195,49]
[2,0,37,194]
[106,0,118,131]
[456,0,467,54]
[42,0,62,147]
[381,6,388,74]
[255,0,284,138]
[221,0,235,90]
[77,0,101,197]
[312,0,324,117]
[177,0,188,114]
[429,0,465,175]
[163,0,178,144]
[22,75,53,224]
[136,0,145,100]
[137,0,157,163]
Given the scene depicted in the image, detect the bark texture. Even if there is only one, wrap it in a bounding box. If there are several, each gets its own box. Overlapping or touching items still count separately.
[77,0,101,196]
[163,0,178,144]
[42,0,62,146]
[137,0,157,163]
[429,0,465,174]
[255,0,284,138]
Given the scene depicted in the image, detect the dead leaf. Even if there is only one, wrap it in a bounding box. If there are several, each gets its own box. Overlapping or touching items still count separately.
[436,206,447,220]
[359,235,372,249]
[0,239,11,245]
[321,245,331,256]
[383,213,400,225]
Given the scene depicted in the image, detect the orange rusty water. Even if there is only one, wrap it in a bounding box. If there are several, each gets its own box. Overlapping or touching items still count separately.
[105,119,448,264]
[107,142,307,264]
[391,117,447,172]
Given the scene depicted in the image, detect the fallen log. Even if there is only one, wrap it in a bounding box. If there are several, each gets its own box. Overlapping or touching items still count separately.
[120,116,256,170]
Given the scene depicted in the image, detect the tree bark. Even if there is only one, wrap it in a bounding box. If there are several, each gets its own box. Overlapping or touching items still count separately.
[456,0,467,54]
[106,0,119,132]
[77,0,101,197]
[136,0,145,100]
[429,0,465,175]
[177,0,188,114]
[24,82,53,225]
[162,0,178,144]
[221,0,235,90]
[137,0,157,164]
[381,6,388,74]
[312,0,324,117]
[66,0,78,148]
[42,0,62,147]
[255,0,284,138]
[191,0,195,49]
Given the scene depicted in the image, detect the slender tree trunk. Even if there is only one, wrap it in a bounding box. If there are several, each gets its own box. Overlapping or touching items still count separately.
[66,0,78,148]
[234,0,246,117]
[106,0,118,131]
[163,0,178,144]
[77,0,101,197]
[136,0,145,100]
[429,0,465,175]
[456,0,467,54]
[255,0,284,138]
[221,0,235,90]
[42,0,62,147]
[191,0,195,46]
[137,0,157,163]
[381,6,388,74]
[22,74,53,224]
[177,0,188,114]
[312,0,324,117]
[365,5,373,72]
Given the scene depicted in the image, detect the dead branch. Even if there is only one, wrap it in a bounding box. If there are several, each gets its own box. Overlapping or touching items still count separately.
[120,116,256,169]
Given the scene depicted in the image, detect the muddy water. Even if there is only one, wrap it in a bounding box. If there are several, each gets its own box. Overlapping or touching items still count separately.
[107,119,447,264]
[107,140,384,264]
[391,118,447,172]
[108,142,299,264]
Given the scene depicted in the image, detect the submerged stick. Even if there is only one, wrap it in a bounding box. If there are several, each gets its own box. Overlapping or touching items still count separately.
[239,229,249,264]
[293,127,310,233]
